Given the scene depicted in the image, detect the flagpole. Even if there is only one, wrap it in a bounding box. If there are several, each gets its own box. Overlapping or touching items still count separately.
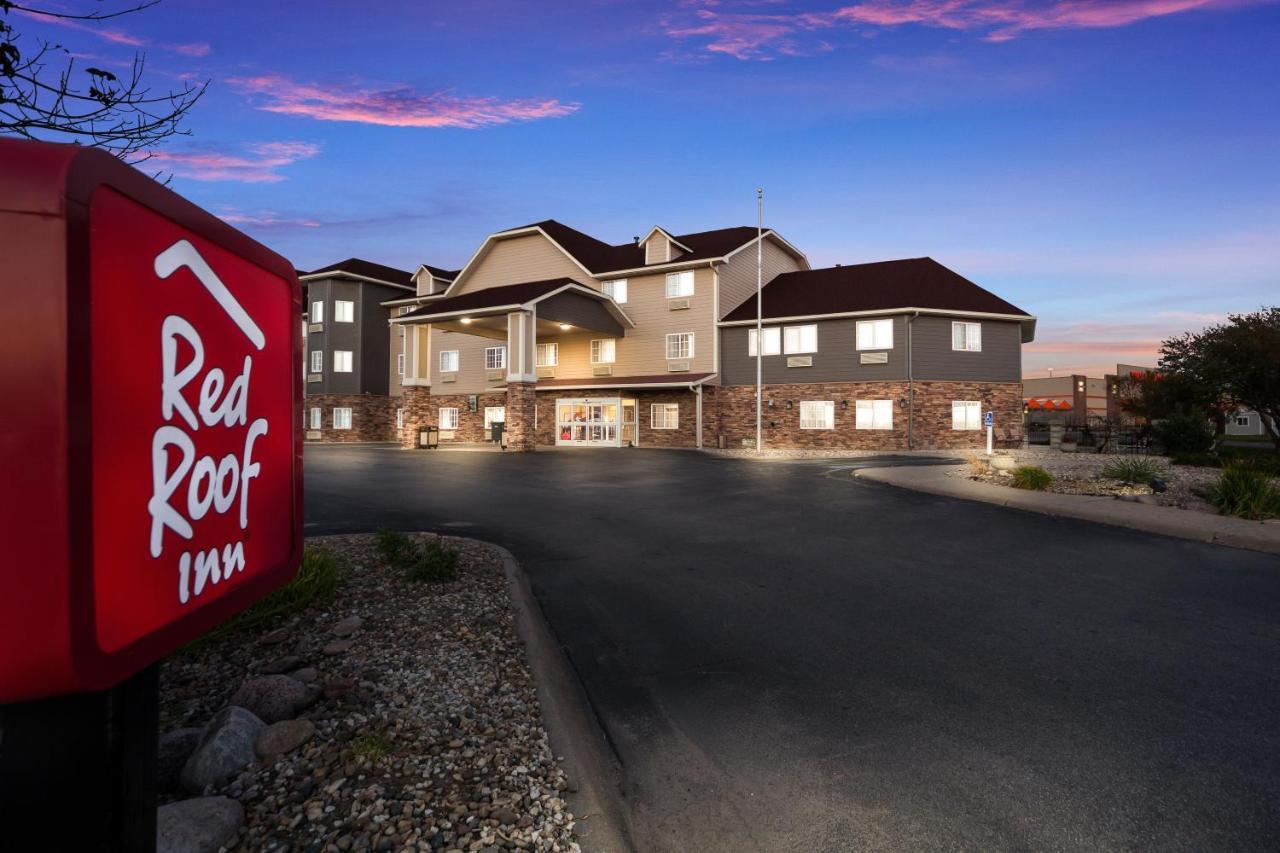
[755,187,763,453]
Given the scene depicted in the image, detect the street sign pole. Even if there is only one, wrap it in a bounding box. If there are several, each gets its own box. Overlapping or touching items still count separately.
[985,409,995,455]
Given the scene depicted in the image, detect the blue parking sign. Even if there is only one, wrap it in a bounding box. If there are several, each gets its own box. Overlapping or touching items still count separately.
[983,410,994,427]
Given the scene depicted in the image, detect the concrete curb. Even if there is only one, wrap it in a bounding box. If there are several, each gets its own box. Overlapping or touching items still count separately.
[493,544,636,853]
[853,465,1280,556]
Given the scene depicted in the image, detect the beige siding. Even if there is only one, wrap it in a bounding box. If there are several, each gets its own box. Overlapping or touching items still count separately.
[605,267,715,376]
[388,317,406,398]
[430,327,503,393]
[717,237,806,320]
[644,233,670,265]
[452,233,589,295]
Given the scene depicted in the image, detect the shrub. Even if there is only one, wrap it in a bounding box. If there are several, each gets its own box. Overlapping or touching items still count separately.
[1011,466,1053,491]
[1170,451,1221,468]
[406,538,460,583]
[963,451,990,476]
[351,730,394,762]
[1152,413,1215,455]
[1101,457,1165,484]
[375,528,416,566]
[1208,466,1280,520]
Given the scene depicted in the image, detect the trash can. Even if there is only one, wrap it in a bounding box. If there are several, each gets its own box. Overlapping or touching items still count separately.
[490,422,505,447]
[418,426,439,449]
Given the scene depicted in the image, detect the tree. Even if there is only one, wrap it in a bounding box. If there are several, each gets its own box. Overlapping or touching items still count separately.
[0,1,206,172]
[1158,307,1280,450]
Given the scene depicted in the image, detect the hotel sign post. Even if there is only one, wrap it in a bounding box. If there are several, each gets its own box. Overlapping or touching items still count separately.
[0,139,303,850]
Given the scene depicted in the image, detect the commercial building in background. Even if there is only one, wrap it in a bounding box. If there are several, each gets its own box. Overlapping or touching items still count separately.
[1023,374,1107,424]
[300,259,420,442]
[390,219,1035,451]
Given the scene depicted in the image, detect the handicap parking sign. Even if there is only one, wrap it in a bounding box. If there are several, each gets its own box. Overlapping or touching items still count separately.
[983,410,994,427]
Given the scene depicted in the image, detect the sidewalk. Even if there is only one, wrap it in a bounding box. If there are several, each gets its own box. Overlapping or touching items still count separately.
[855,464,1280,556]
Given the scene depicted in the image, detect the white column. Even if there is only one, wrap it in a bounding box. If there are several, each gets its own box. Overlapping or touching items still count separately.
[506,311,536,383]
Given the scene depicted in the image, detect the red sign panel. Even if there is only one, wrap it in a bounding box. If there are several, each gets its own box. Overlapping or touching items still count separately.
[0,140,303,702]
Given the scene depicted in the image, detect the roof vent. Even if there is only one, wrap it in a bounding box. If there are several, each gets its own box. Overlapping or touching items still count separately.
[633,236,640,244]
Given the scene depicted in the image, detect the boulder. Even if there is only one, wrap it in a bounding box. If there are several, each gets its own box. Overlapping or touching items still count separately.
[990,455,1017,472]
[291,667,319,683]
[180,707,264,793]
[156,796,244,853]
[157,728,203,792]
[323,639,354,656]
[260,655,304,675]
[332,615,364,637]
[229,675,311,723]
[256,718,316,759]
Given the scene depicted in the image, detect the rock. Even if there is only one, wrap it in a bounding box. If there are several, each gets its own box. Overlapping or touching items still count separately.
[990,455,1017,472]
[291,667,319,683]
[332,615,364,637]
[324,639,354,656]
[156,796,244,853]
[157,728,203,792]
[259,627,290,646]
[230,675,312,723]
[261,655,304,675]
[256,718,316,758]
[180,706,265,792]
[492,808,519,826]
[323,677,357,700]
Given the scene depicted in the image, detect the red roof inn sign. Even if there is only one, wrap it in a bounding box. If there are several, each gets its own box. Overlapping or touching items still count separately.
[0,140,303,703]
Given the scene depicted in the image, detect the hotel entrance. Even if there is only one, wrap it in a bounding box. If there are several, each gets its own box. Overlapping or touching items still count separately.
[555,397,638,447]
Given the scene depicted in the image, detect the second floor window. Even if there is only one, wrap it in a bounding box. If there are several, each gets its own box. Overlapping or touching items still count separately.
[310,301,323,323]
[856,319,893,350]
[537,342,558,366]
[310,350,323,373]
[666,333,694,359]
[334,351,353,373]
[952,321,982,352]
[602,279,628,304]
[485,346,507,370]
[439,350,459,373]
[334,300,354,323]
[783,324,817,354]
[591,339,616,364]
[748,327,781,356]
[665,270,694,298]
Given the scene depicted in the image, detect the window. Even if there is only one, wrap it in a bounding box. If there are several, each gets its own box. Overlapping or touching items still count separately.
[783,324,818,354]
[748,327,782,356]
[332,408,352,429]
[309,407,321,430]
[666,332,694,359]
[952,400,981,431]
[800,401,835,430]
[334,300,354,323]
[310,301,323,323]
[439,407,459,430]
[602,279,628,304]
[485,346,507,370]
[855,399,893,430]
[665,270,694,298]
[651,403,679,429]
[333,350,353,373]
[952,321,982,352]
[439,350,459,373]
[537,342,558,367]
[590,338,616,364]
[484,406,506,429]
[397,353,405,375]
[310,350,323,373]
[396,408,404,430]
[856,319,893,350]
[1236,415,1250,427]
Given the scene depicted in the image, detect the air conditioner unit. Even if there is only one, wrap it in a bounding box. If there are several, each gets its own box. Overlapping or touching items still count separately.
[536,366,556,378]
[786,356,813,368]
[307,373,323,383]
[592,365,613,377]
[486,369,505,381]
[668,298,691,310]
[440,373,457,383]
[860,352,889,364]
[667,361,690,372]
[308,323,323,333]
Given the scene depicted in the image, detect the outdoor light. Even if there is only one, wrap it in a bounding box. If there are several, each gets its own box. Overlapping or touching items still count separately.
[840,400,848,410]
[559,323,571,330]
[785,400,793,410]
[460,317,472,324]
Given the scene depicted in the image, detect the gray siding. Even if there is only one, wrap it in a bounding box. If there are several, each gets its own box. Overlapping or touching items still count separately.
[721,316,908,385]
[537,291,623,336]
[911,316,1021,382]
[305,276,406,396]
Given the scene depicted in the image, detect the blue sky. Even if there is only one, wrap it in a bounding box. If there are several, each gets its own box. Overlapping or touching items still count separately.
[13,0,1279,376]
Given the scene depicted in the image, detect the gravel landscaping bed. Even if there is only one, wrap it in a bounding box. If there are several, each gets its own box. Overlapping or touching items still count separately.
[948,449,1220,511]
[160,533,580,853]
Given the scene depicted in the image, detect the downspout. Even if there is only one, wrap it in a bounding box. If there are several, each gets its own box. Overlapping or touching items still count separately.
[907,311,918,450]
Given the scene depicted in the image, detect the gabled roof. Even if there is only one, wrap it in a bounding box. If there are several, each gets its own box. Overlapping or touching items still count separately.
[303,258,415,289]
[722,257,1033,328]
[420,264,460,281]
[393,277,634,328]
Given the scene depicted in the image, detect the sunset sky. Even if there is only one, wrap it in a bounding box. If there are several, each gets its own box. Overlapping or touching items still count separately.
[15,0,1279,377]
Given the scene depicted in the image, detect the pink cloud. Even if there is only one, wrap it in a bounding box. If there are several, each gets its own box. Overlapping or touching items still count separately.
[216,208,323,229]
[14,8,213,56]
[147,140,320,183]
[227,74,580,129]
[169,42,213,57]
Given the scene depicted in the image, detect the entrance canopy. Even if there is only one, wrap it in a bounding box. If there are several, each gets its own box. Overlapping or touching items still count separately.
[390,277,633,340]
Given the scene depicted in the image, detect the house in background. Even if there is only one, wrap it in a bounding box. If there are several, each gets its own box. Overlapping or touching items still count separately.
[300,259,418,442]
[390,219,1034,451]
[1226,409,1268,437]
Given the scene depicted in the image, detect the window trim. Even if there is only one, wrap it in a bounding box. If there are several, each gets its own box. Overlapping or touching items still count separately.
[952,321,982,352]
[310,349,324,374]
[483,406,506,429]
[396,408,404,430]
[856,318,893,351]
[536,342,559,367]
[651,403,679,430]
[438,407,459,430]
[783,324,818,355]
[309,407,321,430]
[799,400,835,430]
[334,299,354,323]
[855,399,894,431]
[665,270,695,298]
[748,327,782,357]
[439,349,459,373]
[952,400,982,431]
[397,353,405,376]
[332,407,352,430]
[310,301,323,324]
[602,279,628,304]
[333,350,353,373]
[590,338,616,364]
[485,346,507,370]
[666,332,694,360]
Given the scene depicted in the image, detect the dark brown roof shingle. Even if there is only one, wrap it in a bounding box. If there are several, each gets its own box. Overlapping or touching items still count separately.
[506,220,769,275]
[398,278,582,320]
[306,258,415,288]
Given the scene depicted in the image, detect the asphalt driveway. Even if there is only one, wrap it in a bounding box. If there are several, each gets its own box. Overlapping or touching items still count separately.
[304,445,1280,852]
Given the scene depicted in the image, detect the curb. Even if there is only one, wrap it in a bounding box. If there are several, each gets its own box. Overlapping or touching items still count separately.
[853,466,1280,556]
[492,544,636,853]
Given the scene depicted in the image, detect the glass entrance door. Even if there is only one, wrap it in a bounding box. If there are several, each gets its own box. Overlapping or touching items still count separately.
[621,399,637,446]
[556,398,622,446]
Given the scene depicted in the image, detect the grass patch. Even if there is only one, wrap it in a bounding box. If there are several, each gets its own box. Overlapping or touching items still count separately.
[1100,457,1165,484]
[377,529,460,584]
[1208,466,1280,520]
[351,730,394,762]
[1011,466,1053,491]
[375,528,416,565]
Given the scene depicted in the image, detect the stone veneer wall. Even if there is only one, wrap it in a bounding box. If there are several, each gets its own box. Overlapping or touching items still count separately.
[533,389,700,448]
[711,381,1022,450]
[398,387,507,448]
[506,383,538,451]
[303,393,396,443]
